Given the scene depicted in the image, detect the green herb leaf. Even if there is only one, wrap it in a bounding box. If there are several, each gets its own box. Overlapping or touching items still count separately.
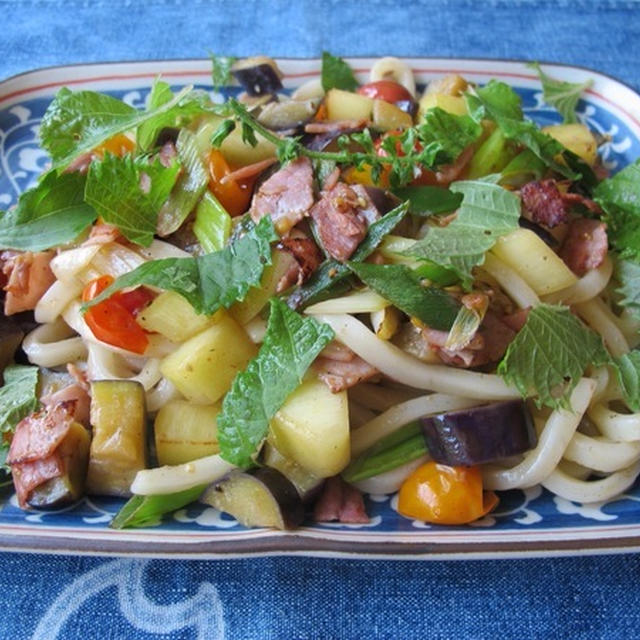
[392,185,462,216]
[110,484,206,529]
[321,51,358,92]
[497,304,610,409]
[528,62,592,124]
[136,79,174,150]
[417,107,482,163]
[346,262,460,331]
[405,180,521,288]
[0,171,96,251]
[613,350,640,412]
[469,80,578,180]
[210,54,237,92]
[40,85,196,169]
[615,258,640,321]
[218,298,334,468]
[84,153,180,246]
[594,160,640,260]
[287,201,409,309]
[84,216,277,315]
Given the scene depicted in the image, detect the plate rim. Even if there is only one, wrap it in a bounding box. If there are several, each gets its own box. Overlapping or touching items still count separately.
[1,56,639,560]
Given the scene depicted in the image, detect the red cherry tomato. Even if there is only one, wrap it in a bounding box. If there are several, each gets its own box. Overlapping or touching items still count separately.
[82,276,150,355]
[207,149,254,216]
[112,287,156,317]
[357,80,413,105]
[375,129,439,186]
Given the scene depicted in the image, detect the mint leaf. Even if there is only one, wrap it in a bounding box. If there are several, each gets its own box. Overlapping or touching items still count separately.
[287,201,409,309]
[613,350,640,412]
[615,258,640,321]
[470,80,577,180]
[406,180,521,288]
[0,365,39,434]
[218,298,334,468]
[210,54,236,92]
[528,62,592,124]
[392,185,462,215]
[594,160,640,260]
[498,304,610,409]
[321,52,358,92]
[40,85,196,169]
[0,171,96,251]
[417,107,482,163]
[84,216,277,315]
[346,262,460,331]
[85,153,180,246]
[136,80,173,150]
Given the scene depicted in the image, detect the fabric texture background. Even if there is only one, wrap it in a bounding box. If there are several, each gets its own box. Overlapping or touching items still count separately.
[1,1,640,638]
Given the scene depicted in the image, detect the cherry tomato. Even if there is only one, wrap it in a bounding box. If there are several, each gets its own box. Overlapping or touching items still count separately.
[397,462,499,525]
[82,276,150,355]
[112,287,156,317]
[95,134,136,158]
[375,129,439,186]
[357,80,414,105]
[207,149,254,216]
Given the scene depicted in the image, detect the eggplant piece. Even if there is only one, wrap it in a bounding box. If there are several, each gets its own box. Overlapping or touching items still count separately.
[231,57,283,96]
[201,468,303,530]
[257,99,319,132]
[86,380,147,497]
[261,442,323,501]
[421,400,537,466]
[27,421,90,509]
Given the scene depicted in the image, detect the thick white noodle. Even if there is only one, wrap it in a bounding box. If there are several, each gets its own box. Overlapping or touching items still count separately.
[351,393,481,456]
[542,460,640,503]
[146,378,181,413]
[22,320,87,368]
[291,78,324,101]
[369,57,416,97]
[305,290,388,315]
[86,342,162,390]
[135,239,191,260]
[34,279,84,324]
[483,378,596,490]
[542,256,613,305]
[50,245,101,281]
[130,453,235,495]
[317,314,520,400]
[563,432,640,473]
[588,402,640,442]
[575,298,629,357]
[90,243,146,278]
[354,456,430,495]
[481,253,540,309]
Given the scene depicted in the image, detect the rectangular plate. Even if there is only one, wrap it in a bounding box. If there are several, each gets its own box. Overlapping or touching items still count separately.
[1,57,640,559]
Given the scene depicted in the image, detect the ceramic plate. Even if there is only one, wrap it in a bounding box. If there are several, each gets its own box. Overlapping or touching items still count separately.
[1,57,639,559]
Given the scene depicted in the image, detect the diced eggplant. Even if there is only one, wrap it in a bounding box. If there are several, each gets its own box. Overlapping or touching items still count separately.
[202,467,303,530]
[301,127,364,152]
[27,421,90,509]
[257,99,319,132]
[86,380,147,497]
[361,186,401,216]
[420,399,537,466]
[261,442,323,501]
[231,57,283,96]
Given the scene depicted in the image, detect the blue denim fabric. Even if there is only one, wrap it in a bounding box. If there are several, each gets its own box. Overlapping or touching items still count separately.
[1,2,640,639]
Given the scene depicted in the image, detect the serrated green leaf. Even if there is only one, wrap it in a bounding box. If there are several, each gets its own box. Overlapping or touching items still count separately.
[498,304,610,409]
[210,54,236,92]
[84,153,180,246]
[321,51,358,92]
[615,258,640,321]
[0,171,96,251]
[528,62,592,124]
[0,365,40,434]
[418,107,483,163]
[217,298,334,468]
[84,216,277,315]
[405,180,521,288]
[613,350,640,412]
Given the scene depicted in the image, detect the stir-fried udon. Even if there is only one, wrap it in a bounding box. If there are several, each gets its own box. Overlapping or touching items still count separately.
[1,54,639,530]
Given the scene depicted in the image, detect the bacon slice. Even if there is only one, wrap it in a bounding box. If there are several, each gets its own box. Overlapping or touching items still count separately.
[42,384,90,427]
[315,354,379,392]
[310,182,368,262]
[559,218,608,276]
[10,455,64,508]
[158,140,177,168]
[435,146,474,185]
[521,179,569,228]
[304,119,368,135]
[276,233,323,292]
[313,476,369,524]
[2,250,55,316]
[249,157,315,235]
[82,222,122,246]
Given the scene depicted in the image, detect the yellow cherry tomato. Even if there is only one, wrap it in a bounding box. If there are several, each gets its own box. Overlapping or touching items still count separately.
[95,133,136,158]
[397,461,498,525]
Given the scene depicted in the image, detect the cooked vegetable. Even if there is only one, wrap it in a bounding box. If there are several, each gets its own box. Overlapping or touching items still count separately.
[269,376,350,478]
[27,421,90,509]
[154,401,220,466]
[325,88,373,122]
[201,467,303,529]
[86,380,147,497]
[542,123,598,166]
[192,191,232,253]
[231,57,283,96]
[397,462,499,525]
[160,311,257,404]
[0,320,24,378]
[420,400,537,466]
[261,442,323,500]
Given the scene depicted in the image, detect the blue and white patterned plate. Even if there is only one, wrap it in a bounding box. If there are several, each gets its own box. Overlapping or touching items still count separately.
[1,58,639,559]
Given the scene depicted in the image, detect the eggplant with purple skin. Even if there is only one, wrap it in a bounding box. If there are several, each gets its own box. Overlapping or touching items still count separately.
[420,400,537,466]
[231,57,283,96]
[201,467,304,530]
